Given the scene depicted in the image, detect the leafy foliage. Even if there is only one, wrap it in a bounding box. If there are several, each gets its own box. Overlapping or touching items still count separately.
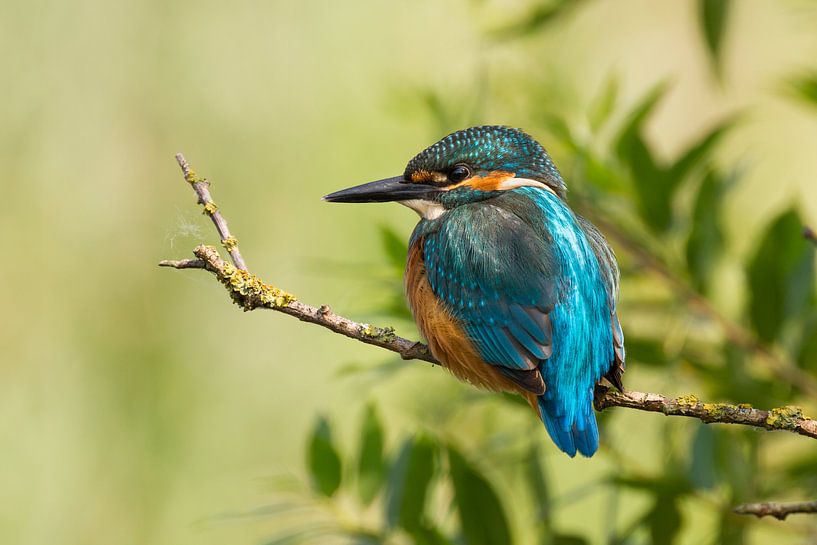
[698,0,732,75]
[788,73,817,110]
[307,417,342,497]
[747,208,815,343]
[261,2,817,544]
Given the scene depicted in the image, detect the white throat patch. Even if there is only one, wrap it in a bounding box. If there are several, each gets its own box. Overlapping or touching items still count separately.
[399,199,447,220]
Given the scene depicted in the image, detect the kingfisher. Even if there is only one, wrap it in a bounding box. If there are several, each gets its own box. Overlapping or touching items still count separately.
[324,126,625,457]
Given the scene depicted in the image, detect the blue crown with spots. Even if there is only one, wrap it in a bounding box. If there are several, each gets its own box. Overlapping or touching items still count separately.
[404,126,566,196]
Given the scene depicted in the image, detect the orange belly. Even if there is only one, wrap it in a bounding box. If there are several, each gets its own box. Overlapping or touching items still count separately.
[405,240,539,411]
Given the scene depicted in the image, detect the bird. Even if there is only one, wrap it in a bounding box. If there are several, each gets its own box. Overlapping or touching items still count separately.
[324,126,625,457]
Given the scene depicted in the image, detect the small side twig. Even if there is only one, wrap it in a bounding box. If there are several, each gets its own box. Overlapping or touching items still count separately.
[175,153,247,270]
[734,500,817,520]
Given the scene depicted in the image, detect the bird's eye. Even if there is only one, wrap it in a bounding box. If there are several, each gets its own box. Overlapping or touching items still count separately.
[449,165,471,183]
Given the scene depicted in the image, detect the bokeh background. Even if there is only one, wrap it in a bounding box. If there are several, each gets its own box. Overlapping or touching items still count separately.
[2,0,817,544]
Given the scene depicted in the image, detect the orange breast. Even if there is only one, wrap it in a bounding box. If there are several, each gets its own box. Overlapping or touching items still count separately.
[405,239,539,411]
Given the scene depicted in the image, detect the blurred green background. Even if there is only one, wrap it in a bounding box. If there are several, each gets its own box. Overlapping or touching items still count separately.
[2,0,817,544]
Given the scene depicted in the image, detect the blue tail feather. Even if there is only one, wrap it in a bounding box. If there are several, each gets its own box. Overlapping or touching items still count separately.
[538,395,599,458]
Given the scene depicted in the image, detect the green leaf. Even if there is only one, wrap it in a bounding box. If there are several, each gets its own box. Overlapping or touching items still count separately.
[746,208,816,342]
[686,170,727,293]
[357,404,386,505]
[615,84,672,232]
[616,83,668,145]
[448,446,512,545]
[307,416,342,497]
[688,425,717,490]
[698,0,731,73]
[526,441,551,528]
[552,535,589,545]
[491,0,587,40]
[788,73,817,110]
[668,120,732,183]
[624,337,669,367]
[796,315,817,372]
[589,74,619,131]
[386,436,436,531]
[645,493,683,545]
[379,224,408,272]
[405,525,455,545]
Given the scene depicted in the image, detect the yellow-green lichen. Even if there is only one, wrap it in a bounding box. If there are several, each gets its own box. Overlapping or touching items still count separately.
[184,169,204,185]
[220,262,295,309]
[675,394,700,408]
[766,406,804,431]
[203,202,218,215]
[701,402,735,420]
[360,324,397,343]
[222,236,238,251]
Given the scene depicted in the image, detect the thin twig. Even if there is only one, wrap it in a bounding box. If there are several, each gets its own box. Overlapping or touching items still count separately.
[175,153,248,270]
[733,500,817,520]
[158,258,206,269]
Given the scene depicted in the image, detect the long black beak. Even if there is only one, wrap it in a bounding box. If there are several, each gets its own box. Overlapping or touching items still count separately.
[323,176,435,203]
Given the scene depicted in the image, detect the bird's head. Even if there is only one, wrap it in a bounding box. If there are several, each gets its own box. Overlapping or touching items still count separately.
[324,126,566,219]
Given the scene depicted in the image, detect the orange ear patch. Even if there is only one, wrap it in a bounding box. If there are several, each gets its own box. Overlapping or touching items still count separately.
[446,170,515,192]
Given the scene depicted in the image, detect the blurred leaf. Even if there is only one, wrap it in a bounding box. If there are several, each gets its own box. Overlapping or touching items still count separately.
[686,170,727,292]
[668,120,732,183]
[715,504,747,545]
[688,425,717,489]
[357,404,387,506]
[526,441,552,529]
[796,315,817,371]
[612,475,690,496]
[780,453,817,493]
[788,73,817,110]
[616,83,668,141]
[645,493,683,545]
[615,84,672,232]
[448,446,512,545]
[552,535,589,545]
[307,417,342,497]
[589,75,619,131]
[386,436,437,530]
[746,208,816,342]
[685,344,793,407]
[380,224,408,273]
[698,0,731,74]
[625,337,669,367]
[406,525,455,545]
[492,0,587,39]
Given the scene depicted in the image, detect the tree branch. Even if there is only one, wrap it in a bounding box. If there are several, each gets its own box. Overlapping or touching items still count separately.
[159,153,817,442]
[733,500,817,520]
[174,153,248,271]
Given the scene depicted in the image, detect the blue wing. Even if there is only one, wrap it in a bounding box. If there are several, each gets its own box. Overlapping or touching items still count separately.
[419,193,562,395]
